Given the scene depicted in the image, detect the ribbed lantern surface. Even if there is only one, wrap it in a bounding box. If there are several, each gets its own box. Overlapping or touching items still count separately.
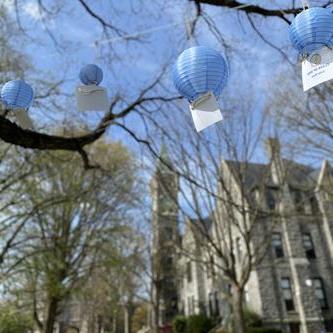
[173,46,229,102]
[1,80,34,109]
[80,64,103,85]
[290,7,333,56]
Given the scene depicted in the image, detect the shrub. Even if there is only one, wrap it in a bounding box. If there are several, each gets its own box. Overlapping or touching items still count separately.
[246,328,282,333]
[243,308,262,328]
[173,316,187,333]
[186,314,214,333]
[0,304,33,333]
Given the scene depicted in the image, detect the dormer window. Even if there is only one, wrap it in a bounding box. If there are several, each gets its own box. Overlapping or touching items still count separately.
[292,189,304,213]
[310,196,319,214]
[265,188,277,210]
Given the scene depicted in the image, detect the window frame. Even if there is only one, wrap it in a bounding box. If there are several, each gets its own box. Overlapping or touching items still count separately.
[165,226,173,240]
[302,233,316,259]
[236,237,242,261]
[208,292,214,316]
[166,256,173,270]
[272,232,284,258]
[280,277,295,312]
[293,188,304,213]
[313,278,329,310]
[214,291,220,316]
[266,188,277,210]
[186,261,192,283]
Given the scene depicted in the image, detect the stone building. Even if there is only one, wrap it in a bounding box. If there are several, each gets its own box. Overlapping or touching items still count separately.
[151,139,333,333]
[150,146,180,327]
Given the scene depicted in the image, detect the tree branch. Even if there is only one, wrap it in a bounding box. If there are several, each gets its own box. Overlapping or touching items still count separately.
[192,0,333,23]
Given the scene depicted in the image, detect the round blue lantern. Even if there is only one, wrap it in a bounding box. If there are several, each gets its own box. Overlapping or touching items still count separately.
[290,7,333,57]
[0,80,34,110]
[79,64,103,85]
[173,46,229,102]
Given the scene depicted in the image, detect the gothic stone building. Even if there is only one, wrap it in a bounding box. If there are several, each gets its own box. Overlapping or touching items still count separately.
[151,139,333,333]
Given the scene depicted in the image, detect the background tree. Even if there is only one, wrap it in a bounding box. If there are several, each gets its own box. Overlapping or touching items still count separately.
[140,97,295,333]
[269,75,333,163]
[3,140,141,333]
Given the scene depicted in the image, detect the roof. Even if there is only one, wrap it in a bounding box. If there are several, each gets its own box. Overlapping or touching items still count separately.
[187,217,213,240]
[282,159,315,187]
[224,160,271,189]
[224,159,317,190]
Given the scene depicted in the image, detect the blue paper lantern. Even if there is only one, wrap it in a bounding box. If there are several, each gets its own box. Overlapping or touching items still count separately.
[1,80,34,110]
[79,64,103,85]
[173,46,229,102]
[290,7,333,56]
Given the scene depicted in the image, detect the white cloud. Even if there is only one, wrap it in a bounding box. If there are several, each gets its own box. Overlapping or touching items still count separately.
[23,1,44,21]
[1,0,15,12]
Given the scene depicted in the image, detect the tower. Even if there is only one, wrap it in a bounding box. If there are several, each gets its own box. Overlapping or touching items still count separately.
[150,145,180,327]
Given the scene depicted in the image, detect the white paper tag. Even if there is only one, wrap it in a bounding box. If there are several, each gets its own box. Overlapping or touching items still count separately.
[76,85,109,112]
[190,92,223,132]
[15,109,34,130]
[302,48,333,91]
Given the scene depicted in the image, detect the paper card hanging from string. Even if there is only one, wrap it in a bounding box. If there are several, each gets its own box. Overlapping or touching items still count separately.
[15,109,34,129]
[302,47,333,91]
[189,92,223,132]
[76,85,109,112]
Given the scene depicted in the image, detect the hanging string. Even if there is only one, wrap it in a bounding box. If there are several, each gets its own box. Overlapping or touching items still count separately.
[94,1,258,47]
[185,14,196,47]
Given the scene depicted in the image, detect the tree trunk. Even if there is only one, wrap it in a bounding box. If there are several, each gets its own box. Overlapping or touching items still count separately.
[152,296,160,333]
[232,286,246,333]
[124,305,130,333]
[112,309,118,333]
[45,297,59,333]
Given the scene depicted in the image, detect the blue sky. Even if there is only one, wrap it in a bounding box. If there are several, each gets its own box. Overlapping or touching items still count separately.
[2,0,321,166]
[3,0,331,221]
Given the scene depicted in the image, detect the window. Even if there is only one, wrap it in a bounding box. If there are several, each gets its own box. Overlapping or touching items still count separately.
[266,188,276,210]
[166,256,173,269]
[186,262,192,283]
[310,196,319,214]
[171,296,178,310]
[207,255,215,278]
[180,300,185,315]
[314,278,328,309]
[187,296,195,315]
[281,278,295,311]
[208,292,220,316]
[302,233,316,259]
[289,323,300,333]
[191,296,195,314]
[214,292,220,316]
[165,226,173,240]
[244,285,249,303]
[208,293,213,316]
[187,297,191,315]
[228,284,232,295]
[236,237,242,261]
[272,233,284,258]
[293,189,304,213]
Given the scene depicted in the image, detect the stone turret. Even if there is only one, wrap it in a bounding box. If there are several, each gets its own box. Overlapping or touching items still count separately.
[150,145,180,326]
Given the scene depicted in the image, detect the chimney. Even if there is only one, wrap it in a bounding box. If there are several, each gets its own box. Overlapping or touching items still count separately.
[265,137,284,185]
[265,137,281,162]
